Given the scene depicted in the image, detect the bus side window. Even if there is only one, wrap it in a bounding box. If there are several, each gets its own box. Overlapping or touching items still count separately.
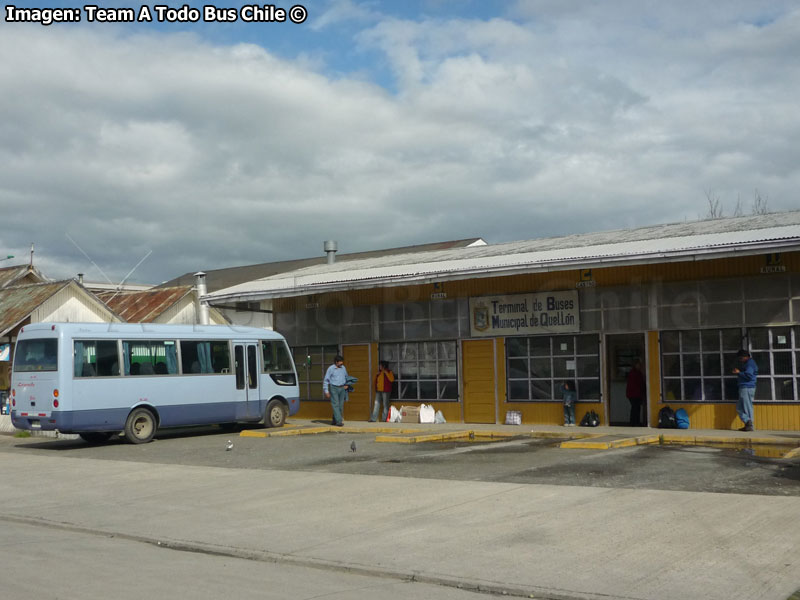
[262,341,293,373]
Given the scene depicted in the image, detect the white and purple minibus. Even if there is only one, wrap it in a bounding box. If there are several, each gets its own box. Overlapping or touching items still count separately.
[11,322,299,443]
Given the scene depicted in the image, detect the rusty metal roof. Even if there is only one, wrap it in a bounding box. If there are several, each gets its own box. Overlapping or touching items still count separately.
[0,281,71,337]
[0,264,48,289]
[95,286,193,323]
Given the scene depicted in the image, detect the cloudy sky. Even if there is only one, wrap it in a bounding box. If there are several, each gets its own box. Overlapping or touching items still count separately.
[2,0,798,285]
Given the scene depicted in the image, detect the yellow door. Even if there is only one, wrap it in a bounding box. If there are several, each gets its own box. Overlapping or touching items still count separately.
[342,344,371,421]
[462,339,496,423]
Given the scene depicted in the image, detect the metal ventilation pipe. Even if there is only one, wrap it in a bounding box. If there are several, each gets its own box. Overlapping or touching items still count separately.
[77,273,84,284]
[324,240,338,264]
[194,272,210,325]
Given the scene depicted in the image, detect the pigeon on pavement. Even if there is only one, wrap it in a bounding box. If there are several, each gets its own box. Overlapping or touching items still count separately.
[226,439,234,451]
[350,440,357,453]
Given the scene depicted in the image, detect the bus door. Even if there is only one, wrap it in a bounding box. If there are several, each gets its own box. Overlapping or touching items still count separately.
[234,342,261,419]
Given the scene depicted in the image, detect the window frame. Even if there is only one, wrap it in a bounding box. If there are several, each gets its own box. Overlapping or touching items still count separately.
[379,340,459,402]
[506,334,601,402]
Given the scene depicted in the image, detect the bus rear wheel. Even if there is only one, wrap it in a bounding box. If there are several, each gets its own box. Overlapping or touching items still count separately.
[79,432,112,444]
[265,400,287,428]
[124,407,156,444]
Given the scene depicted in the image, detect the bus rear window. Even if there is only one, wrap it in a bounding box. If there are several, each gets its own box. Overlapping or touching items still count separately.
[14,339,58,372]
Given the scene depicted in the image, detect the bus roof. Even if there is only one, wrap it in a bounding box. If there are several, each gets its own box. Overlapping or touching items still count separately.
[19,322,286,340]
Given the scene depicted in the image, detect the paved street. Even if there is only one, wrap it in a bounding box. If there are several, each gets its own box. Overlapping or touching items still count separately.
[1,426,799,600]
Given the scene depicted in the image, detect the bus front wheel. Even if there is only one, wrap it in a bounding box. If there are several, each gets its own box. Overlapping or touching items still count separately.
[265,400,287,428]
[124,408,157,444]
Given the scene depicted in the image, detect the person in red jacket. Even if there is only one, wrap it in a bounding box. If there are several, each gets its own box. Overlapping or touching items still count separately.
[369,361,395,422]
[626,359,646,426]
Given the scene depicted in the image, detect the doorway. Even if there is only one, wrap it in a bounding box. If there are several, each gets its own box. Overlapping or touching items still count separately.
[341,344,372,421]
[605,334,647,426]
[462,339,497,423]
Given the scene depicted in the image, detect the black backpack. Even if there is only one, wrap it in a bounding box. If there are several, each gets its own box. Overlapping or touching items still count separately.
[658,406,678,429]
[579,410,600,427]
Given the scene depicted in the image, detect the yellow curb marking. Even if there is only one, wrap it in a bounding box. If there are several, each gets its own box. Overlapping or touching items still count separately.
[241,426,425,439]
[779,447,800,460]
[376,429,604,444]
[563,434,669,450]
[239,430,268,438]
[561,440,613,449]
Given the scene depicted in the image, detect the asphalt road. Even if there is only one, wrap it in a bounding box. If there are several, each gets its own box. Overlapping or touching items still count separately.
[3,425,799,496]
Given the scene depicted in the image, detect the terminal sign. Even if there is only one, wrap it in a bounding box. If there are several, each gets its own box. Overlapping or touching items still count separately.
[469,291,580,337]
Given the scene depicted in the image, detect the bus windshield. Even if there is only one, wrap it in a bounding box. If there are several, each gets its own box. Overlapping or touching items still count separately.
[14,338,58,372]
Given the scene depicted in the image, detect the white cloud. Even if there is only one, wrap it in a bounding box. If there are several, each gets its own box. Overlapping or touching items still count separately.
[310,0,381,31]
[1,2,799,285]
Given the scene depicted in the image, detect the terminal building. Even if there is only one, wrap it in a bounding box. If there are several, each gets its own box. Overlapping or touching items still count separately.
[205,211,800,431]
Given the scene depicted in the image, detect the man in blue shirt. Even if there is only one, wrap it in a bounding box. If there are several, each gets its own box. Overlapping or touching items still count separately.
[732,349,758,432]
[323,354,348,427]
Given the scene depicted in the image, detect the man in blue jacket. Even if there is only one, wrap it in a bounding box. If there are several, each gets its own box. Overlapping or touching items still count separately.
[323,354,348,427]
[732,349,758,431]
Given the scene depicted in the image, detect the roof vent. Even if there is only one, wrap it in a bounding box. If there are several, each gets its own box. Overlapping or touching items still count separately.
[194,272,210,325]
[324,240,338,265]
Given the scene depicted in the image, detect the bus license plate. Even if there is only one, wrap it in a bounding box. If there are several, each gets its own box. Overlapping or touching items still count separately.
[30,420,41,429]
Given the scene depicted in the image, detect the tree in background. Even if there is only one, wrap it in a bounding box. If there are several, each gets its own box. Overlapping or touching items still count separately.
[704,188,769,219]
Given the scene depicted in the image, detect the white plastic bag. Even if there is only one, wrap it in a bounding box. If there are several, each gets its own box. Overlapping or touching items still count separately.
[434,410,446,424]
[419,403,435,424]
[388,405,402,423]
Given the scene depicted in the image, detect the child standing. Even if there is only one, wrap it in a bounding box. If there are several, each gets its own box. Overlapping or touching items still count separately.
[561,381,576,426]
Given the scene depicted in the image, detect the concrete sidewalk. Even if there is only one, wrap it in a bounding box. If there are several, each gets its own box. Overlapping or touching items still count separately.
[1,451,799,600]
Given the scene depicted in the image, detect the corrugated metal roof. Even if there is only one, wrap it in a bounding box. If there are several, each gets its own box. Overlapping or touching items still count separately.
[156,238,486,292]
[0,281,71,336]
[0,265,48,289]
[207,212,800,301]
[95,286,193,323]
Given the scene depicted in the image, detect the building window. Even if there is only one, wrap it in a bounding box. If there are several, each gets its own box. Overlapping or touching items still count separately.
[378,299,467,342]
[749,326,798,402]
[506,334,600,402]
[662,327,800,402]
[292,345,339,401]
[276,304,371,345]
[661,329,742,402]
[379,341,459,402]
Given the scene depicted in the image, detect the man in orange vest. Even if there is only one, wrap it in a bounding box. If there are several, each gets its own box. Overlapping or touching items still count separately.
[369,361,395,422]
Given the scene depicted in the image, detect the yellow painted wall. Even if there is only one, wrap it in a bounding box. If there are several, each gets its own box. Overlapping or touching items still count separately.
[274,251,800,312]
[296,399,332,421]
[647,331,661,428]
[462,339,497,423]
[284,251,799,429]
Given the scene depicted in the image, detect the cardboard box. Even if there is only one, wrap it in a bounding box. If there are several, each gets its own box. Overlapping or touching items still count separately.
[400,405,420,423]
